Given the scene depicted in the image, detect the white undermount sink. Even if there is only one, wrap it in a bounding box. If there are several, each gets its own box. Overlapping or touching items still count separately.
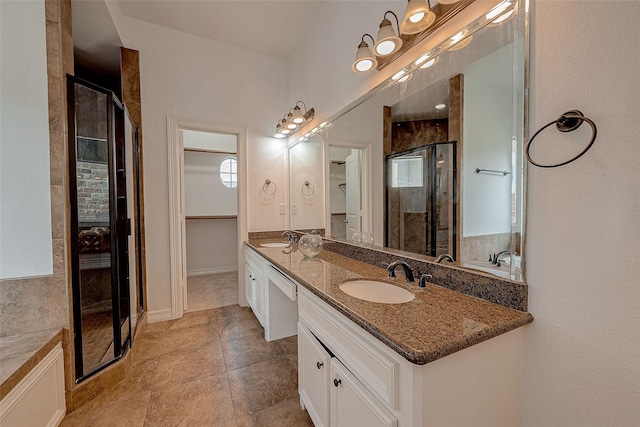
[339,280,415,304]
[260,242,291,248]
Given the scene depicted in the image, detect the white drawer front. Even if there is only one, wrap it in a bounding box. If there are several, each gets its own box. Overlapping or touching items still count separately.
[298,287,399,410]
[245,247,263,277]
[265,264,297,301]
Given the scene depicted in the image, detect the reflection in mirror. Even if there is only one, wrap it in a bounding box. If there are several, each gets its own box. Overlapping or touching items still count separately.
[328,146,366,240]
[288,0,527,282]
[289,135,325,231]
[386,142,456,257]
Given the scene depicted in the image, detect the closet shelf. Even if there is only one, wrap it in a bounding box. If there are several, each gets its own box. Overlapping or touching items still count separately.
[186,215,237,220]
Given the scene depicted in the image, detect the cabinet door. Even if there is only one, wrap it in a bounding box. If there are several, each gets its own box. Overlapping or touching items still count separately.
[244,263,254,307]
[253,274,265,327]
[330,358,397,427]
[299,323,330,427]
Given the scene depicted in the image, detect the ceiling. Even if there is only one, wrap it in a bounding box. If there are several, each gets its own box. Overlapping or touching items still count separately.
[72,0,323,77]
[117,0,322,59]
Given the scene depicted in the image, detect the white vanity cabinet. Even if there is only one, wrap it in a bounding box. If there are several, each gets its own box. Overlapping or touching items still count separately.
[298,285,524,427]
[245,246,298,341]
[299,321,397,427]
[244,247,266,327]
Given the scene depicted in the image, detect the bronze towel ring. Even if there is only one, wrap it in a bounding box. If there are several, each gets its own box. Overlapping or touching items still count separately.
[526,110,597,168]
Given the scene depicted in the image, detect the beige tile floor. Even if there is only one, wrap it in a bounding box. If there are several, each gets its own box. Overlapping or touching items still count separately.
[61,305,313,427]
[187,272,239,312]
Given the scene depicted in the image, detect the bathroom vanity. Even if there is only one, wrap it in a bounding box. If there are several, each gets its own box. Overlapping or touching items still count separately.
[245,241,532,426]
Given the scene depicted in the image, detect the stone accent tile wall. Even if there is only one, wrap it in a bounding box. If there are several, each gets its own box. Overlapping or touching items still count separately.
[76,161,109,222]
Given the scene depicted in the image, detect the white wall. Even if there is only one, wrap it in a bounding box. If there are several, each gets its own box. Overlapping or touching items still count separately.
[107,6,289,314]
[0,0,53,279]
[463,43,513,236]
[288,0,640,424]
[183,129,236,152]
[185,219,237,275]
[289,135,325,230]
[523,1,640,425]
[184,150,238,274]
[184,151,237,216]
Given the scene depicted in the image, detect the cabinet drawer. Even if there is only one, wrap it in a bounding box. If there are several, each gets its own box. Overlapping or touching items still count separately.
[298,287,399,410]
[265,264,297,301]
[245,247,263,276]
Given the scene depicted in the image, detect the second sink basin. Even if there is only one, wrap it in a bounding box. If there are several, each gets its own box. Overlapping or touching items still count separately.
[339,280,415,304]
[260,242,291,248]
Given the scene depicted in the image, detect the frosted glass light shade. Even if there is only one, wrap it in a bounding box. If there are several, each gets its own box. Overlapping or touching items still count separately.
[400,0,436,35]
[352,40,378,73]
[291,106,305,123]
[374,19,402,56]
[449,33,473,51]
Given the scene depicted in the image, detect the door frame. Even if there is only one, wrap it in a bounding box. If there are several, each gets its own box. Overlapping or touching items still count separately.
[167,117,247,319]
[324,139,372,239]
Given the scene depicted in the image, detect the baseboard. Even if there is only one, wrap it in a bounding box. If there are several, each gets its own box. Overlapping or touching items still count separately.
[187,266,238,277]
[147,309,172,323]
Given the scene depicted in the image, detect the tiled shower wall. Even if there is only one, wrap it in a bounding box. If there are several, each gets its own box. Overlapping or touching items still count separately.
[0,0,73,338]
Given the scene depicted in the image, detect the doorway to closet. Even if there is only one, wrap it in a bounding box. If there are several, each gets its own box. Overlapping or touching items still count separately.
[183,130,238,312]
[167,118,247,320]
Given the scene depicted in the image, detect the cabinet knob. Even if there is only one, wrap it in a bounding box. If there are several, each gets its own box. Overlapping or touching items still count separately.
[333,378,341,387]
[316,362,323,369]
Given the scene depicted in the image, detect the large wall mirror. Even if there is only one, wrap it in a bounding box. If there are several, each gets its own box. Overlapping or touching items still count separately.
[288,0,528,282]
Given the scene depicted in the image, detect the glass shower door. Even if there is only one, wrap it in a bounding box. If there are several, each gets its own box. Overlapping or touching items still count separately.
[386,142,456,257]
[68,76,131,381]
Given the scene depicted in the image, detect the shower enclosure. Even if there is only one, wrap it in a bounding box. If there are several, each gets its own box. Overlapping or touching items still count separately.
[67,76,144,381]
[385,142,456,257]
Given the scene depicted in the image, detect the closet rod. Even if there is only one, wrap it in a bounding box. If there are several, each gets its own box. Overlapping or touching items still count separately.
[184,148,237,155]
[186,215,237,220]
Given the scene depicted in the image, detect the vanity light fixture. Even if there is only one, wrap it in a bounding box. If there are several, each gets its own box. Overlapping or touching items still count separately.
[352,34,378,73]
[448,30,473,50]
[273,101,315,138]
[487,1,516,26]
[397,72,412,83]
[400,0,436,35]
[392,69,409,81]
[374,11,403,56]
[415,53,439,69]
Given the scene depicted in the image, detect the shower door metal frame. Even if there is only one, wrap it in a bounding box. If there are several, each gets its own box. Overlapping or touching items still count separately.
[385,141,457,257]
[67,75,132,383]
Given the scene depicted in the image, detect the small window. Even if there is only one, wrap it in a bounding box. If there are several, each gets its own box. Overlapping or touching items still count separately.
[219,156,237,188]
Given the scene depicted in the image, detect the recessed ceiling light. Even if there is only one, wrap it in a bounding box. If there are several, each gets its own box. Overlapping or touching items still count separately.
[273,133,286,138]
[435,103,446,110]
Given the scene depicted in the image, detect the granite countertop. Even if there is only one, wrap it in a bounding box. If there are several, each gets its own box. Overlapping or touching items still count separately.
[0,328,64,400]
[247,239,533,365]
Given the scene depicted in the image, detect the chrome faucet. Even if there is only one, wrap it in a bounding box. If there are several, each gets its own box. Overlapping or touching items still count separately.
[490,250,511,266]
[434,254,454,263]
[386,260,415,282]
[282,231,298,243]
